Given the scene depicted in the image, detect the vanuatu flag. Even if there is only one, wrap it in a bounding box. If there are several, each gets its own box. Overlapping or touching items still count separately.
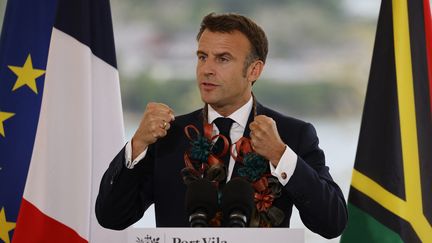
[341,0,432,242]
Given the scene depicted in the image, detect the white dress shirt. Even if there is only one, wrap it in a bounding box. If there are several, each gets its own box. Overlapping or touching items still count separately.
[125,97,298,185]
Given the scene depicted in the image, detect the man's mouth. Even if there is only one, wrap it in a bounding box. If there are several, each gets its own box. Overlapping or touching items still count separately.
[200,82,219,90]
[202,82,217,86]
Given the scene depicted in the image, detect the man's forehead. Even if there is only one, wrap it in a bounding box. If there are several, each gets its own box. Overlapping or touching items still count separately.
[197,29,251,54]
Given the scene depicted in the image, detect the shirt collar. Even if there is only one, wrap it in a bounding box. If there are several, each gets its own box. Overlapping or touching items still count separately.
[207,96,253,129]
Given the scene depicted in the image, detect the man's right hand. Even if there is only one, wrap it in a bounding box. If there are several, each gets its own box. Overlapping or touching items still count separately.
[131,102,175,160]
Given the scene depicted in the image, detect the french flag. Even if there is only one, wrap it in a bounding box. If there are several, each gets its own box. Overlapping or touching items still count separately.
[0,0,126,242]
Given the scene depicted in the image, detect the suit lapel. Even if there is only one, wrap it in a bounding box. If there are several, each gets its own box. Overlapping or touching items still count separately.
[183,109,205,138]
[193,109,205,135]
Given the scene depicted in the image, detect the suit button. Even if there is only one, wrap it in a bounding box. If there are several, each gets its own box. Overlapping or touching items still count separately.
[281,172,287,179]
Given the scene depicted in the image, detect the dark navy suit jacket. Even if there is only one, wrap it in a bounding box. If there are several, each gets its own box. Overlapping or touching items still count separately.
[96,103,347,239]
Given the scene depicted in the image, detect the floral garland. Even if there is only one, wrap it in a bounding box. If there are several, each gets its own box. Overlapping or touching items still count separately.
[181,123,285,227]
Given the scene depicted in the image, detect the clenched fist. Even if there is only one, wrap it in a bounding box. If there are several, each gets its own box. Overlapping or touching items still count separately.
[249,115,286,167]
[131,102,175,160]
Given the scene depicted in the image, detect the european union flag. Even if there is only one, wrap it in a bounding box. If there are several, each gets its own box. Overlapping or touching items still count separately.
[0,0,57,242]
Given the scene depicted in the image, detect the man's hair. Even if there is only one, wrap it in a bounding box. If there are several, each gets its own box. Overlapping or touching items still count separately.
[197,13,268,72]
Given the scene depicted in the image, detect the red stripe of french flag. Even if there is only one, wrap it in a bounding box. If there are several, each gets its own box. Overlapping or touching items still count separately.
[423,0,432,115]
[13,199,86,243]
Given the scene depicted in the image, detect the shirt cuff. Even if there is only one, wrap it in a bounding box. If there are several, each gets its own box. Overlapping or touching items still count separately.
[269,145,297,186]
[125,141,148,169]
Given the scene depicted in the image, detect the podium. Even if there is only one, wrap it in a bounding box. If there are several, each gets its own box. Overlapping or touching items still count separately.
[127,228,304,243]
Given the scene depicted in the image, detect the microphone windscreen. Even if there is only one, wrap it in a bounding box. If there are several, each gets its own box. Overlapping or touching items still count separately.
[185,179,218,219]
[220,178,255,221]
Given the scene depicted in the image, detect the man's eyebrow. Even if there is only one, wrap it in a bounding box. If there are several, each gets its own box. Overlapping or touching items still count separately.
[196,50,233,58]
[214,52,233,58]
[196,50,207,56]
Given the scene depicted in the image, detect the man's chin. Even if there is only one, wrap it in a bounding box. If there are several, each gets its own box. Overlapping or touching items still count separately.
[200,96,217,106]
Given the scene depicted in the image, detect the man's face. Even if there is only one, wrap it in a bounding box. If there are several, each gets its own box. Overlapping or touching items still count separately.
[196,30,259,115]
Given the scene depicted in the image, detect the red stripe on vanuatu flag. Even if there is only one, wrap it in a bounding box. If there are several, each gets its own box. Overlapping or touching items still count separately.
[13,199,87,243]
[424,0,432,114]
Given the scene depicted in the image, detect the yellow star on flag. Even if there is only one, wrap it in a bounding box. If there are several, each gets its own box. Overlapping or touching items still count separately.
[0,111,15,137]
[8,54,45,94]
[0,207,16,243]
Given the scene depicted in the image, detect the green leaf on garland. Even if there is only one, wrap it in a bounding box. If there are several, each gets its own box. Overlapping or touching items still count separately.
[238,152,268,181]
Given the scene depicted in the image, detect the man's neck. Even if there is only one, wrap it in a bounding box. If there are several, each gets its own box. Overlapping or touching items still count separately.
[209,96,252,117]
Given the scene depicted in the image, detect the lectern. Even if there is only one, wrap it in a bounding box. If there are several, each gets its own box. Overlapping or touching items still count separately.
[127,228,304,243]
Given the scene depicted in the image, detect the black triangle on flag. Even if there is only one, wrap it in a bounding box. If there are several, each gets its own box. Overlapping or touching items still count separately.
[341,0,432,242]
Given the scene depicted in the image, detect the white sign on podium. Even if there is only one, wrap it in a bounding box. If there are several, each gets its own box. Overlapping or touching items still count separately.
[127,228,304,243]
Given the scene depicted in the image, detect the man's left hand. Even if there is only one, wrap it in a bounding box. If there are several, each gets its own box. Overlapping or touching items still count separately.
[249,115,286,167]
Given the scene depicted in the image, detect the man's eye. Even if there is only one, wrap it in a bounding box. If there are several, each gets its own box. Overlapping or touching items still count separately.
[198,55,206,61]
[218,57,229,62]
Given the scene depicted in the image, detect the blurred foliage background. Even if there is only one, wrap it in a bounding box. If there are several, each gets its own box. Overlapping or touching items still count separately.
[0,0,378,118]
[106,0,379,119]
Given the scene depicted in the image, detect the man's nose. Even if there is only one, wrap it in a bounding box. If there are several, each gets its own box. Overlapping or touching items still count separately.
[200,59,216,76]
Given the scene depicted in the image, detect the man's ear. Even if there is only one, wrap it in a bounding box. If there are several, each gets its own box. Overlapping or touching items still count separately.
[247,60,264,84]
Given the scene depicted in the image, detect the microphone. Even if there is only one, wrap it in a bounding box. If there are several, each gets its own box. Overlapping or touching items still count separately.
[220,178,255,227]
[185,179,218,227]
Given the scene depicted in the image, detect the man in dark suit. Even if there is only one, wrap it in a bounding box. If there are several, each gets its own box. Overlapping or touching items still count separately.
[96,13,347,239]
